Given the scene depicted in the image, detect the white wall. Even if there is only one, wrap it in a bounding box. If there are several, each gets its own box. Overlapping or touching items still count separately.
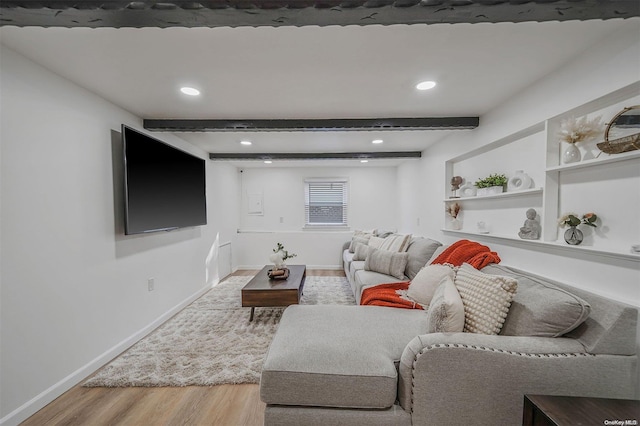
[235,166,398,268]
[397,22,640,306]
[0,46,239,424]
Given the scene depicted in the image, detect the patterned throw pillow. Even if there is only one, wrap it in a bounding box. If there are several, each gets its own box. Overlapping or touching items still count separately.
[426,276,465,333]
[379,234,412,252]
[364,248,410,280]
[454,263,518,335]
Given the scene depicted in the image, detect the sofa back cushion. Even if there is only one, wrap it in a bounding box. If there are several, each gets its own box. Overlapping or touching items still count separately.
[481,264,591,338]
[405,237,443,280]
[482,264,637,355]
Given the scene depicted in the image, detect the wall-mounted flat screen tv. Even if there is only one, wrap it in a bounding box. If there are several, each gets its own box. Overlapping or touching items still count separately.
[122,125,207,235]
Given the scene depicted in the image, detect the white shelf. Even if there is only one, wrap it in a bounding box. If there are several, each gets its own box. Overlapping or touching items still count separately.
[444,187,543,202]
[546,149,640,172]
[441,229,640,262]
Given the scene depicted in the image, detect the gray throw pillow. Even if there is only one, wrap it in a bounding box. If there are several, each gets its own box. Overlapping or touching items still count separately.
[364,248,410,280]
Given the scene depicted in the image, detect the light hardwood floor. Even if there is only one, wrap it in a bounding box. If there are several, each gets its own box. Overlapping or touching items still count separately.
[22,269,345,426]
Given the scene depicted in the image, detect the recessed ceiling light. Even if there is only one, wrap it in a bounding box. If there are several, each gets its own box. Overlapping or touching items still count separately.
[240,140,252,146]
[264,160,272,164]
[360,159,369,163]
[372,139,383,144]
[416,81,437,91]
[180,87,200,96]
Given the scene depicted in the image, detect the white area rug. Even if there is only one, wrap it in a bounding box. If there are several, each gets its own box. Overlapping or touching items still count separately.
[84,275,354,387]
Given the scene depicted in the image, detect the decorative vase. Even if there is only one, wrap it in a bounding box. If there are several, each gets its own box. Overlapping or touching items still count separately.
[451,218,462,230]
[507,170,533,192]
[564,226,583,245]
[459,183,477,197]
[562,143,581,164]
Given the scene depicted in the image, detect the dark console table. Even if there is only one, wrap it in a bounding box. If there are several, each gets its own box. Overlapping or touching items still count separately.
[523,394,640,426]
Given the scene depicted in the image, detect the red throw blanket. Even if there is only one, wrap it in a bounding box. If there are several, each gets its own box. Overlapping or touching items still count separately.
[360,282,424,310]
[431,239,501,269]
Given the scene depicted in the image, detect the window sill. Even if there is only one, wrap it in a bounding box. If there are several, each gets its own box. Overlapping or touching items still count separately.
[303,225,351,232]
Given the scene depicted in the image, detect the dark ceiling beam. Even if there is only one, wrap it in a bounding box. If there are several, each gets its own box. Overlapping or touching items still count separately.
[144,117,479,132]
[209,151,422,160]
[1,0,638,28]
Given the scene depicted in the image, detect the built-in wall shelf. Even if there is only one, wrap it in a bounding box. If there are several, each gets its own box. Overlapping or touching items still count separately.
[441,229,640,262]
[546,149,640,172]
[443,82,640,260]
[444,187,543,202]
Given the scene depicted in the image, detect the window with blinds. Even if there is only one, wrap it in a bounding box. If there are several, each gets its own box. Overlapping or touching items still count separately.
[304,179,348,227]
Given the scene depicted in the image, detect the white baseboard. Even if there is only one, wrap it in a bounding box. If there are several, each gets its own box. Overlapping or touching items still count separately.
[0,283,214,426]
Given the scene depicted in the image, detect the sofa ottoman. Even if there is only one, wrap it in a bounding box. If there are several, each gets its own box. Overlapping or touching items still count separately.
[260,305,428,410]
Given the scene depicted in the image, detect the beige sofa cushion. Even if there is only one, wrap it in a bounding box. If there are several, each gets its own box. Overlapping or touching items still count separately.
[261,305,428,409]
[454,263,518,335]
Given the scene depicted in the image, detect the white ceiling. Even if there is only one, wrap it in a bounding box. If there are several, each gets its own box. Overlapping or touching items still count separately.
[0,19,635,167]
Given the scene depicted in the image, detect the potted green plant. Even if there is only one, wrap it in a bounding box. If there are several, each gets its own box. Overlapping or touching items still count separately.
[474,173,508,196]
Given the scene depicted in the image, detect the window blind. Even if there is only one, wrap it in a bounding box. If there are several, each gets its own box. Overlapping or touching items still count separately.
[304,179,348,226]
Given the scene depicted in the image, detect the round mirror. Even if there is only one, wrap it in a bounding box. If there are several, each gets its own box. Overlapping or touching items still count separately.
[598,105,640,154]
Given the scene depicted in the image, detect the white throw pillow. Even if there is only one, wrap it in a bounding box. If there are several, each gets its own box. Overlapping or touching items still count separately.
[454,263,518,335]
[379,234,412,252]
[407,264,455,306]
[426,276,465,333]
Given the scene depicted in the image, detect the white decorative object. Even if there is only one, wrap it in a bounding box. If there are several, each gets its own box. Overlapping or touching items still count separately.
[451,218,462,230]
[459,183,477,197]
[477,221,489,234]
[558,115,602,164]
[507,170,533,192]
[476,186,504,196]
[269,251,284,269]
[562,143,581,164]
[518,208,541,240]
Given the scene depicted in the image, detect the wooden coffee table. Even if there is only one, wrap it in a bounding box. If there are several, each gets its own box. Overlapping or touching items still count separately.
[241,265,306,321]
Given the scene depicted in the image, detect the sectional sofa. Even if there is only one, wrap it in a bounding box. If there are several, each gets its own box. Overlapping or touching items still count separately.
[260,235,638,425]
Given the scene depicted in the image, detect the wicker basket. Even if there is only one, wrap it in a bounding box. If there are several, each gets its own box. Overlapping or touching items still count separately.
[596,133,640,154]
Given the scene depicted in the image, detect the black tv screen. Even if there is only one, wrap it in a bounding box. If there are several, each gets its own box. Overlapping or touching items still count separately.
[122,125,207,235]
